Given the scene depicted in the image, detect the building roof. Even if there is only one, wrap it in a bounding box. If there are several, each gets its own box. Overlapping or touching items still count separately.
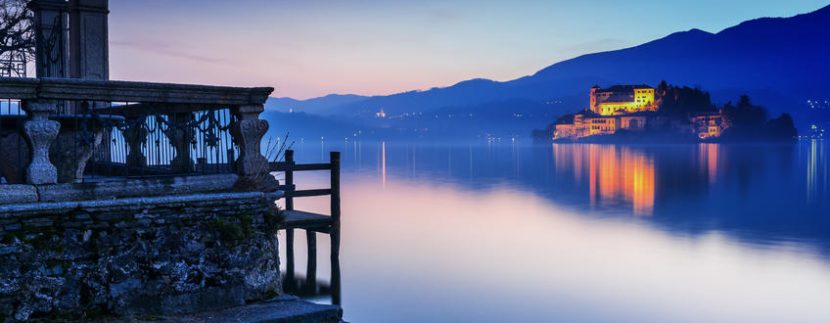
[555,114,575,124]
[619,111,658,117]
[597,84,653,92]
[576,110,601,118]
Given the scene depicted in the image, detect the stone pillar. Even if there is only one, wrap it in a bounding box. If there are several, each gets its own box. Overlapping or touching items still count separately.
[164,113,195,173]
[69,0,109,81]
[28,0,70,79]
[123,116,148,169]
[22,101,60,185]
[230,105,269,176]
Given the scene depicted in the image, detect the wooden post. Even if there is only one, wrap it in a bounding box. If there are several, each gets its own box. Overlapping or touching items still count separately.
[285,228,295,291]
[306,230,317,293]
[284,149,295,290]
[330,151,340,224]
[330,151,342,305]
[331,228,341,306]
[285,150,295,210]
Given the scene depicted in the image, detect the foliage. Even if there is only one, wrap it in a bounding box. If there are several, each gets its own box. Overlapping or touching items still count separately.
[765,113,797,138]
[721,95,768,127]
[719,96,796,141]
[655,80,716,116]
[206,214,255,241]
[237,132,294,191]
[263,132,294,165]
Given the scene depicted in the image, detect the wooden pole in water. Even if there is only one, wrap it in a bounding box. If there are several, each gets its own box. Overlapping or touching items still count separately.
[285,150,296,288]
[286,229,295,290]
[285,149,295,211]
[306,231,317,293]
[330,151,342,305]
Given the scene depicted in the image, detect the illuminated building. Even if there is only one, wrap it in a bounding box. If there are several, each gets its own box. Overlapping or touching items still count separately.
[553,111,650,140]
[590,85,656,115]
[586,116,617,135]
[691,112,726,139]
[553,84,728,141]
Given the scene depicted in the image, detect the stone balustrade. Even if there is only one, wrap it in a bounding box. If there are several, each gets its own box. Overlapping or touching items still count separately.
[0,77,274,189]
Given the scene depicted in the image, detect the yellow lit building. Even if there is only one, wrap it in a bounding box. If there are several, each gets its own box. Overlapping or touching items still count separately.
[553,112,647,140]
[590,85,656,116]
[554,123,576,139]
[585,116,617,136]
[552,84,728,141]
[691,112,726,139]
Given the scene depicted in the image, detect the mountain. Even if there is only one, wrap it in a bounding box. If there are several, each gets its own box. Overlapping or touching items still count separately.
[267,5,830,138]
[265,94,367,115]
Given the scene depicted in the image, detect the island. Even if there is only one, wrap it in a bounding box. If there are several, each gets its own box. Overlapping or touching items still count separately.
[541,81,797,143]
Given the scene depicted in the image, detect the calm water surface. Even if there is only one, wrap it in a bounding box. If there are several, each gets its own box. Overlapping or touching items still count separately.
[280,140,830,323]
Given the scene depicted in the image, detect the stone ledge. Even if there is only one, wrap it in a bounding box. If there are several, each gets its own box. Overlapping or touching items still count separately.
[0,173,281,206]
[0,185,38,204]
[0,190,284,219]
[36,174,242,203]
[171,296,342,323]
[0,77,274,106]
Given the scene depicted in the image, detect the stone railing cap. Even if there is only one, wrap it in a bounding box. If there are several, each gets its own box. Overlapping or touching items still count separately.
[0,77,274,106]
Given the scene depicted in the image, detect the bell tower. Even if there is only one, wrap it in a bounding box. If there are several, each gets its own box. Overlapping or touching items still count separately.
[589,85,600,113]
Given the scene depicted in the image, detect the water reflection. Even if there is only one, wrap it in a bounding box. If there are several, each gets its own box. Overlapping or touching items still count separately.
[554,145,656,216]
[282,140,830,322]
[700,144,719,185]
[290,140,830,254]
[806,140,828,203]
[287,170,830,323]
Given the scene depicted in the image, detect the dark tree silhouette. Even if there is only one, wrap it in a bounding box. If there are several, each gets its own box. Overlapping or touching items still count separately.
[0,0,34,76]
[720,95,796,141]
[722,95,767,127]
[655,80,715,116]
[765,113,797,140]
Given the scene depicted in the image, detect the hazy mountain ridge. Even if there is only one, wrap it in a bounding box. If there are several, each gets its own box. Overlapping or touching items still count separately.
[266,94,368,115]
[266,5,830,138]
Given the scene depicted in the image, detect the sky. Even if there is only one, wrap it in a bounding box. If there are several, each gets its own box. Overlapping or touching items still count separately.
[109,0,829,99]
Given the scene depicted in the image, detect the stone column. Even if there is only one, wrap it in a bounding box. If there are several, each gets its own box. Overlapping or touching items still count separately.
[22,101,60,185]
[69,0,109,81]
[164,113,195,173]
[28,0,70,79]
[230,105,269,176]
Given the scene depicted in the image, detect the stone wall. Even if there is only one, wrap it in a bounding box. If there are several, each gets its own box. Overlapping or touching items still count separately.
[0,192,283,321]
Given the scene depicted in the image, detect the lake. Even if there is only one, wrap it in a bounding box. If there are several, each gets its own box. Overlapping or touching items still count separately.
[279,140,830,323]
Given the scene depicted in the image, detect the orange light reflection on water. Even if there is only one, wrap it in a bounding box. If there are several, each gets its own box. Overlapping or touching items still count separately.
[555,144,656,216]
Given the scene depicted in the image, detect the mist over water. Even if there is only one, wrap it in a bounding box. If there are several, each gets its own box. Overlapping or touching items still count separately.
[281,140,830,322]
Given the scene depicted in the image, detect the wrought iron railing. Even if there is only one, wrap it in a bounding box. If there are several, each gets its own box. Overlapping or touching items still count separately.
[0,77,273,186]
[90,104,240,178]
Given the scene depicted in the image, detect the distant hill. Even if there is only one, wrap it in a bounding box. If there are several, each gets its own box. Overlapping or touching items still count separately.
[266,94,367,115]
[268,5,830,136]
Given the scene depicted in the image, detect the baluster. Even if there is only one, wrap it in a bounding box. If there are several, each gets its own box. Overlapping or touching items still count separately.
[230,104,269,177]
[165,112,195,173]
[22,100,60,185]
[123,115,148,169]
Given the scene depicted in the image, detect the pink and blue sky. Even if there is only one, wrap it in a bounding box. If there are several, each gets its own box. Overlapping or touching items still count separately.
[109,0,828,99]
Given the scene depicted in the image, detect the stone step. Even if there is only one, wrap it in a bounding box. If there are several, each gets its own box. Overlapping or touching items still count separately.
[170,296,343,323]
